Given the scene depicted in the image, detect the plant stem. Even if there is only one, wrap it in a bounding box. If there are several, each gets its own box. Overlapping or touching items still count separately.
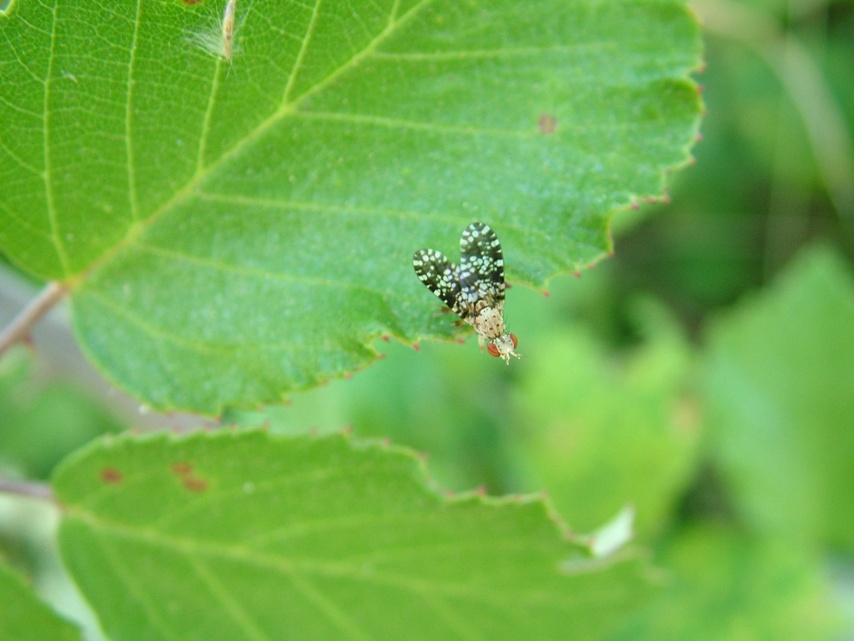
[0,281,67,356]
[0,478,54,501]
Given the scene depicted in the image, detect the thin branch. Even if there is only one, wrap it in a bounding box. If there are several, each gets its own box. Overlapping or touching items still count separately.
[0,281,67,356]
[0,478,55,501]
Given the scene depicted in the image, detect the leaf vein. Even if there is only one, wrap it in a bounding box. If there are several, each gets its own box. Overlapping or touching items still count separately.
[280,0,322,106]
[93,530,186,641]
[125,0,143,223]
[418,591,482,641]
[196,33,226,174]
[80,289,332,358]
[194,191,465,230]
[0,17,49,85]
[71,517,592,611]
[287,0,434,108]
[188,558,274,641]
[0,137,43,176]
[0,91,43,117]
[83,0,439,279]
[286,572,375,641]
[0,200,56,239]
[43,1,68,275]
[133,240,399,301]
[297,109,534,137]
[371,42,620,61]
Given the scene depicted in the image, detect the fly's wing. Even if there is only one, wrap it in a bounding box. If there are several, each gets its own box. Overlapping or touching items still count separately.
[459,221,505,306]
[412,248,464,316]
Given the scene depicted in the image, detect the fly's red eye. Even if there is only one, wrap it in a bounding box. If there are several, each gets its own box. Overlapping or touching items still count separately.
[509,333,518,349]
[487,342,501,357]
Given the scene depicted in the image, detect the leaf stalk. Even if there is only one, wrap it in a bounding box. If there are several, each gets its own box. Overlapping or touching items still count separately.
[0,281,67,356]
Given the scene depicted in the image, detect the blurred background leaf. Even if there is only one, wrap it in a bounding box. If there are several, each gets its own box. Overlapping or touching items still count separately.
[509,300,701,541]
[0,347,122,480]
[608,527,843,641]
[0,562,83,641]
[704,246,854,550]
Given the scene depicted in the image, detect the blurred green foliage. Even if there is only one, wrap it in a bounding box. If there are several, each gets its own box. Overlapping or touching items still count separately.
[0,348,121,481]
[0,562,81,641]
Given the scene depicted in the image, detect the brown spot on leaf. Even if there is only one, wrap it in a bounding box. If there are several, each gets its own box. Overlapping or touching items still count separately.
[182,476,208,493]
[171,462,207,491]
[171,462,193,476]
[538,113,558,134]
[100,468,123,484]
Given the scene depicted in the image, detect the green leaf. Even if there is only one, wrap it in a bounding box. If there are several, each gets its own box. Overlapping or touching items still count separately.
[703,245,854,550]
[0,0,702,412]
[54,430,652,641]
[0,562,83,641]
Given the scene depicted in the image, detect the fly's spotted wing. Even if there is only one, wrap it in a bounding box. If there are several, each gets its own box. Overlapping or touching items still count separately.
[459,222,505,306]
[412,249,464,315]
[413,222,520,363]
